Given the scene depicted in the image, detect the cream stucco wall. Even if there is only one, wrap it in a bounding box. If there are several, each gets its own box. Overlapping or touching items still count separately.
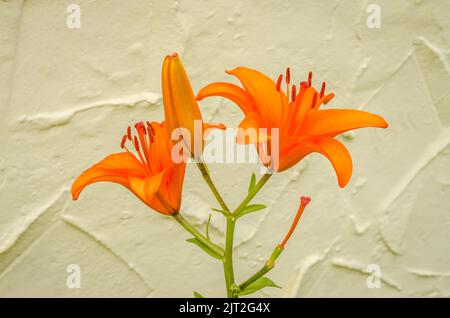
[0,0,449,297]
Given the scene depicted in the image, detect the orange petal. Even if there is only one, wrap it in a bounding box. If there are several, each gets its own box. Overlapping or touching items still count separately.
[157,163,186,214]
[128,170,166,205]
[236,112,269,144]
[148,121,173,171]
[278,138,352,187]
[290,87,318,133]
[197,82,255,114]
[315,138,353,188]
[71,152,145,200]
[226,67,287,124]
[301,109,388,137]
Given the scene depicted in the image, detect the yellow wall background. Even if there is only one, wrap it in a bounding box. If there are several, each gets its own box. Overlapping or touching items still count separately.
[0,0,449,297]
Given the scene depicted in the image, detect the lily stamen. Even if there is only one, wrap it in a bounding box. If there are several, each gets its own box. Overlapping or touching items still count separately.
[320,82,326,98]
[120,135,127,149]
[311,92,318,109]
[308,71,312,87]
[127,126,132,140]
[276,74,283,91]
[120,123,155,168]
[291,84,297,102]
[286,67,291,99]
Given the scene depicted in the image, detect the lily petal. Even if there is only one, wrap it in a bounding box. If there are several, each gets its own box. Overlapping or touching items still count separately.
[128,170,166,205]
[71,152,145,200]
[290,87,318,133]
[315,138,353,188]
[236,112,269,144]
[301,109,388,137]
[226,67,287,124]
[279,138,352,187]
[197,82,255,114]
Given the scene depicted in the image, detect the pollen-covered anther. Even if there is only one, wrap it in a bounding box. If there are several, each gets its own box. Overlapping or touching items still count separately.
[135,121,146,134]
[127,126,132,140]
[120,135,127,149]
[291,84,297,102]
[286,67,291,84]
[308,71,313,87]
[133,136,140,152]
[276,74,283,91]
[320,82,326,98]
[312,92,318,108]
[147,121,155,135]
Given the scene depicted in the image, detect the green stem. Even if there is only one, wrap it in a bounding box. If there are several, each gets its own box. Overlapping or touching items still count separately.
[192,166,273,297]
[226,173,273,297]
[223,217,237,297]
[196,162,231,213]
[239,245,283,291]
[234,173,272,216]
[173,213,224,258]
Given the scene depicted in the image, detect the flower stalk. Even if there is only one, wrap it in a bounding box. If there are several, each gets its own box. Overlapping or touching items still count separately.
[196,161,231,214]
[172,213,224,258]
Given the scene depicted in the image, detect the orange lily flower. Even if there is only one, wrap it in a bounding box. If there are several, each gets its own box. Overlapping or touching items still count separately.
[162,53,225,159]
[197,67,388,187]
[71,121,185,215]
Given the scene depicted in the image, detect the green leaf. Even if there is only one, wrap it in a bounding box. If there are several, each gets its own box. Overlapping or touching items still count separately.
[193,291,204,298]
[248,173,256,192]
[186,238,222,260]
[205,214,212,240]
[238,204,267,218]
[238,277,281,296]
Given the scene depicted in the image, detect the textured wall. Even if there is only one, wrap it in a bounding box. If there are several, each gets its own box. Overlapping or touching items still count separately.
[1,0,449,297]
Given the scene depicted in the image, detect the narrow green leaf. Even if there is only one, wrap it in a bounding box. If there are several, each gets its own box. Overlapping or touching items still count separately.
[186,238,222,260]
[212,208,228,216]
[238,204,267,218]
[238,277,281,296]
[248,173,256,192]
[193,291,204,298]
[205,214,212,240]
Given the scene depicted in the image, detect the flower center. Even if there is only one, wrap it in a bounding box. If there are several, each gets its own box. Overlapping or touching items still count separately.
[275,69,328,108]
[120,121,155,169]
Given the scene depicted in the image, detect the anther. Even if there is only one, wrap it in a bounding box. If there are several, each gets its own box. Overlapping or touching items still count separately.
[308,72,312,87]
[135,121,146,134]
[147,122,155,136]
[127,126,132,140]
[286,67,291,84]
[312,92,318,108]
[120,135,127,149]
[276,74,283,91]
[320,82,326,98]
[291,84,297,102]
[133,136,140,152]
